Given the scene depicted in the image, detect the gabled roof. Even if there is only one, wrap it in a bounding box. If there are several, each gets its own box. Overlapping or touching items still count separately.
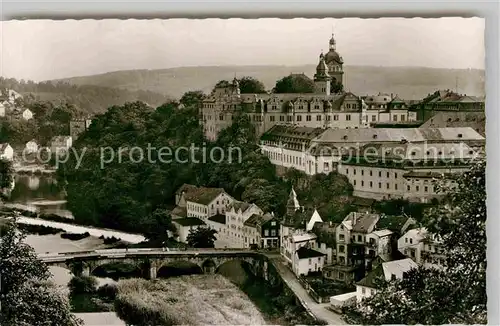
[376,215,414,233]
[244,213,263,227]
[208,214,226,225]
[173,217,206,227]
[176,183,198,195]
[171,206,188,218]
[292,233,317,243]
[356,265,385,288]
[296,246,326,259]
[228,200,252,213]
[184,187,227,205]
[346,212,380,233]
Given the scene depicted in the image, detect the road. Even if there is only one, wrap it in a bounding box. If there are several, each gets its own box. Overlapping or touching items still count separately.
[269,256,347,325]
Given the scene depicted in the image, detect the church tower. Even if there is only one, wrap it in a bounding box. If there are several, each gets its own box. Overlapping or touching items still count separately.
[314,53,331,95]
[323,33,344,88]
[286,186,301,216]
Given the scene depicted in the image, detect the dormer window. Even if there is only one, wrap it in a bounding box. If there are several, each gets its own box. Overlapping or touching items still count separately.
[343,135,348,140]
[458,133,463,138]
[373,134,378,139]
[411,151,416,156]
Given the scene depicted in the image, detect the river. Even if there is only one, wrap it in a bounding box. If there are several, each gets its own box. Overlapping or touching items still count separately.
[9,174,129,325]
[9,174,267,326]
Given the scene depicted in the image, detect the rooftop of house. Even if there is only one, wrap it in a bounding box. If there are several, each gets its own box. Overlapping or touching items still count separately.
[352,141,478,161]
[346,212,380,234]
[312,127,485,145]
[208,214,226,225]
[372,229,393,238]
[173,217,206,227]
[292,233,317,243]
[420,111,485,137]
[356,265,385,288]
[227,200,252,213]
[296,246,326,259]
[376,215,414,234]
[244,213,264,227]
[403,171,458,179]
[175,183,198,195]
[261,125,326,145]
[171,206,188,218]
[184,187,226,205]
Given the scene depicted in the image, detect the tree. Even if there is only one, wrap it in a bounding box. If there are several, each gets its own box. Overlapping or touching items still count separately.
[68,275,98,295]
[186,227,218,248]
[238,76,266,94]
[0,159,14,199]
[0,220,82,325]
[273,74,315,93]
[344,160,486,324]
[330,80,344,94]
[142,209,176,243]
[180,90,205,109]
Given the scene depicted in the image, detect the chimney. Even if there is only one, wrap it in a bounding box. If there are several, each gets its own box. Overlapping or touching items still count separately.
[352,212,357,225]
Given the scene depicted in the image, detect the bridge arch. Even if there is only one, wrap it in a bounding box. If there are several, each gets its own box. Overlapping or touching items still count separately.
[92,261,142,280]
[157,260,203,278]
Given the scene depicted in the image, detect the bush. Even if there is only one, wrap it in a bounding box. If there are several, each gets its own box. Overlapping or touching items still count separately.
[97,283,118,300]
[68,276,98,295]
[60,232,90,241]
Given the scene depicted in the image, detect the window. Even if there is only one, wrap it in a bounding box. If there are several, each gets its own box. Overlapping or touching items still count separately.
[280,115,284,121]
[339,234,345,241]
[361,181,364,186]
[362,287,366,294]
[264,230,269,236]
[407,185,411,191]
[297,115,302,121]
[372,115,376,122]
[405,238,408,243]
[339,245,345,253]
[306,115,312,121]
[271,221,276,226]
[401,115,406,121]
[379,171,382,177]
[395,184,398,190]
[353,180,356,186]
[326,115,331,121]
[324,162,329,170]
[391,274,397,281]
[287,116,292,122]
[425,186,428,192]
[269,116,275,122]
[379,182,382,189]
[339,272,345,280]
[334,115,339,121]
[370,170,373,176]
[387,183,390,189]
[416,186,420,191]
[346,114,351,121]
[346,168,349,175]
[395,173,398,178]
[316,115,322,121]
[309,258,312,264]
[354,169,357,175]
[410,238,413,244]
[271,229,276,236]
[386,172,389,178]
[357,235,362,242]
[369,181,373,188]
[393,115,397,122]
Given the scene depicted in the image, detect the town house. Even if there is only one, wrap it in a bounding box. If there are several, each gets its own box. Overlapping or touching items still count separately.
[184,187,234,220]
[50,136,73,155]
[0,143,14,161]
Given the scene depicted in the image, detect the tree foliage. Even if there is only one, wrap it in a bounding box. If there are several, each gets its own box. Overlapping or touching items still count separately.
[186,227,218,248]
[345,160,486,324]
[330,80,344,94]
[273,74,315,93]
[0,220,82,326]
[238,76,266,94]
[180,90,205,109]
[68,275,98,295]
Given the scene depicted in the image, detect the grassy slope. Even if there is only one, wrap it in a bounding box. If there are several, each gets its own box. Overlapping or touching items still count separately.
[53,65,485,100]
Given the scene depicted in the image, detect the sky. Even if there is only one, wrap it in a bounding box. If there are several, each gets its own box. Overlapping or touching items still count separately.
[0,17,485,82]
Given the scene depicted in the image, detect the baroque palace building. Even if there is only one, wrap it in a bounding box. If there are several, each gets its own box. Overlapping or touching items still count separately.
[200,33,418,141]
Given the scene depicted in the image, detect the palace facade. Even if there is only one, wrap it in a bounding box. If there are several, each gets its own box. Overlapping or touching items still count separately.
[200,33,418,141]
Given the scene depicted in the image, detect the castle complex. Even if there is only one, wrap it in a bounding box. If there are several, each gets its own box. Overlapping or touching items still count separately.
[201,33,418,141]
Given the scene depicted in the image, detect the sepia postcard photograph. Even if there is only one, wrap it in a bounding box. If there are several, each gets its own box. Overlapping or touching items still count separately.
[0,14,488,326]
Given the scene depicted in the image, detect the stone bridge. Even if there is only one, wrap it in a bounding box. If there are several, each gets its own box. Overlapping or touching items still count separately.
[40,248,271,279]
